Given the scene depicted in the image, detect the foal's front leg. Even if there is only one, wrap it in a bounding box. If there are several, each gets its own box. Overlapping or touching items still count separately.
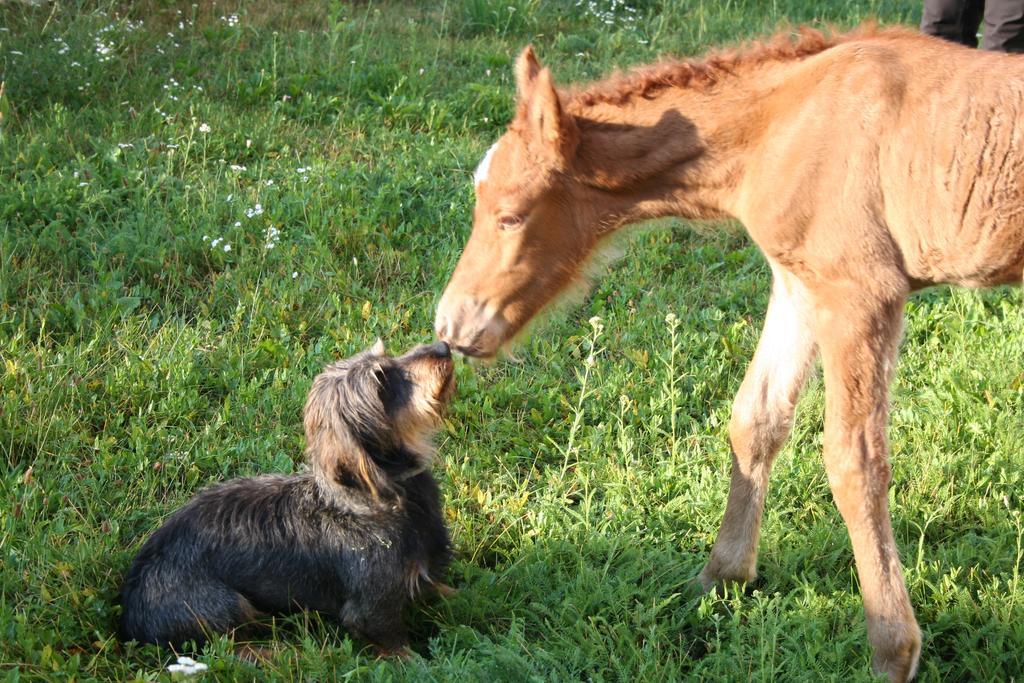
[699,269,817,588]
[816,290,920,682]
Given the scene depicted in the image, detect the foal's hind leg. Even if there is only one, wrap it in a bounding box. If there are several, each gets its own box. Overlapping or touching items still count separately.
[816,287,920,682]
[699,268,817,588]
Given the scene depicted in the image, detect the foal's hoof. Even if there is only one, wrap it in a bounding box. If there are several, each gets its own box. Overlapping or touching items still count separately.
[696,568,718,593]
[871,625,921,682]
[696,565,757,595]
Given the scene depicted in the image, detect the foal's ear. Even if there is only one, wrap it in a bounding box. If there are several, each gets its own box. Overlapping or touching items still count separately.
[515,46,577,167]
[515,45,542,99]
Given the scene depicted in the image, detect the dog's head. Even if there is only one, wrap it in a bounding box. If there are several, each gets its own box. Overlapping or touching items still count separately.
[303,340,455,500]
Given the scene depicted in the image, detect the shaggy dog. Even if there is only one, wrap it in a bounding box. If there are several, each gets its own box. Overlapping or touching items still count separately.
[119,340,455,656]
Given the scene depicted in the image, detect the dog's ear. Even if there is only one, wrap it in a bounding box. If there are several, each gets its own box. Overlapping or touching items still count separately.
[303,372,393,500]
[369,338,386,356]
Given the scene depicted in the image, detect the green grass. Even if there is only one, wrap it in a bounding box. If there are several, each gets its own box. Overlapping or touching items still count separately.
[2,0,1022,680]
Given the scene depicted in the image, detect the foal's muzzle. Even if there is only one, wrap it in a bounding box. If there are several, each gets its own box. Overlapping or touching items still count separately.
[434,295,510,358]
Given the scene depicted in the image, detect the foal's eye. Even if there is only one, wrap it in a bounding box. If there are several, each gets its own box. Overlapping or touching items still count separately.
[497,214,524,231]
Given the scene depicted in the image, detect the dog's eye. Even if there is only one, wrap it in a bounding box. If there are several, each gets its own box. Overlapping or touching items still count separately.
[497,214,524,231]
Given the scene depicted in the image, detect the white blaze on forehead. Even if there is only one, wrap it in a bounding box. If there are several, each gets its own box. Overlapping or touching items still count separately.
[474,142,499,188]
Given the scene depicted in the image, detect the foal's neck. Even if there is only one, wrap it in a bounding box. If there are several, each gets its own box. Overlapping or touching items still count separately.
[568,64,778,228]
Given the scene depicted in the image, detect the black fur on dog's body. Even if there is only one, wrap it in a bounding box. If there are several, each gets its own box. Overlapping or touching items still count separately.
[119,342,454,654]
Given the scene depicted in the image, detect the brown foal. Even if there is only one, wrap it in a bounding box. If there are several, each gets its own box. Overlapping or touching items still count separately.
[435,25,1024,681]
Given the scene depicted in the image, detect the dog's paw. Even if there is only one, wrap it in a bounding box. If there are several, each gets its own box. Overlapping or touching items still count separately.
[375,644,413,660]
[234,644,275,664]
[433,582,458,598]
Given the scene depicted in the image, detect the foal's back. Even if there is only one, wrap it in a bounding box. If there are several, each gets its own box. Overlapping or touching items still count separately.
[738,32,1024,290]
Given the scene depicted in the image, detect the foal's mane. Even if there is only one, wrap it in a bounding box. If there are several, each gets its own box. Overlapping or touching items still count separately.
[566,23,919,109]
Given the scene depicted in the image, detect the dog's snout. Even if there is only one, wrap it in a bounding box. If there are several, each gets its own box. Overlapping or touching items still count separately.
[397,341,453,364]
[430,341,451,358]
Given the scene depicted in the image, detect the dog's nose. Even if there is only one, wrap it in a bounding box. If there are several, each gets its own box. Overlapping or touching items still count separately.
[430,341,451,358]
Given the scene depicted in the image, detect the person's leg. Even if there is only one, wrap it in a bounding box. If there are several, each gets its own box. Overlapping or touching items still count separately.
[921,0,984,47]
[982,0,1024,51]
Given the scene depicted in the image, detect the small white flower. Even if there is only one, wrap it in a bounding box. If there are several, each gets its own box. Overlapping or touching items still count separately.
[264,179,274,186]
[292,271,298,279]
[264,225,280,249]
[94,40,113,58]
[223,244,231,252]
[665,312,677,325]
[419,67,425,75]
[485,69,491,77]
[225,194,233,202]
[117,143,134,149]
[229,164,246,172]
[296,167,308,173]
[234,221,241,227]
[198,122,211,133]
[167,655,208,675]
[202,235,209,241]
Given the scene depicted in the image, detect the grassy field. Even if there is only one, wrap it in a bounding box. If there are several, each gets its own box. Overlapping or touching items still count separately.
[2,0,1023,680]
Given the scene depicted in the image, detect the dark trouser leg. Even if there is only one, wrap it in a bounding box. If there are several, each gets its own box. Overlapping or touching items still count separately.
[921,0,984,46]
[982,0,1024,51]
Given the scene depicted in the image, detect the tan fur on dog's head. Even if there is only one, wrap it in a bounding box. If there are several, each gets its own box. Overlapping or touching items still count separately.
[303,340,455,501]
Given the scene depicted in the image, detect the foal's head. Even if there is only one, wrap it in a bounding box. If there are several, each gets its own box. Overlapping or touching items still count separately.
[435,47,609,358]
